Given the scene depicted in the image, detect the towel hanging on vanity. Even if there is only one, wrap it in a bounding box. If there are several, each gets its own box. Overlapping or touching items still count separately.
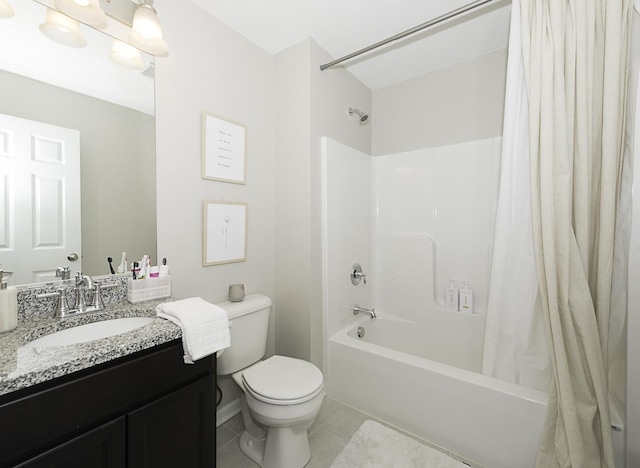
[156,297,230,364]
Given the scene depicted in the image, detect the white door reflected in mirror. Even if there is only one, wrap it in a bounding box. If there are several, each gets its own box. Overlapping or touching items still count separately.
[0,113,81,284]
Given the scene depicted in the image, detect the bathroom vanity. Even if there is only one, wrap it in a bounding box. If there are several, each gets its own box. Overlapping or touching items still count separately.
[0,296,216,468]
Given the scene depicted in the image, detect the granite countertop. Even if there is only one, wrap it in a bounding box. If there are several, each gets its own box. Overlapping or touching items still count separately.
[0,299,182,397]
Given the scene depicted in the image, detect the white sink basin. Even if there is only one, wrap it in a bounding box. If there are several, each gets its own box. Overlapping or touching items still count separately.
[24,317,156,348]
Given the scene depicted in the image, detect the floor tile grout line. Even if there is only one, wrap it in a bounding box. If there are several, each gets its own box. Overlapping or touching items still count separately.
[313,423,350,444]
[216,432,240,452]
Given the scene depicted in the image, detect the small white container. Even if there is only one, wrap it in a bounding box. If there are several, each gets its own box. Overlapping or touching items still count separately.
[0,271,17,333]
[459,280,474,313]
[445,280,459,311]
[127,276,171,303]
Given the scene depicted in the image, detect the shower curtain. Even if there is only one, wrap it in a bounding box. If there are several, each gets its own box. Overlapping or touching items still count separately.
[519,0,634,466]
[482,0,550,392]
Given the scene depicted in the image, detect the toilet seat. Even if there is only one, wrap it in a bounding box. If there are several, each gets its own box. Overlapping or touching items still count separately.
[242,355,324,406]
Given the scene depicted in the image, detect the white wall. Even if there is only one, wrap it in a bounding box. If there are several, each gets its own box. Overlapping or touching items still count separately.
[274,38,371,369]
[372,48,508,155]
[154,0,276,407]
[274,40,313,362]
[155,0,276,313]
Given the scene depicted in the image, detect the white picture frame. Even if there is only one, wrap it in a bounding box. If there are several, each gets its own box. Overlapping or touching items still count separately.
[203,200,247,266]
[202,112,246,184]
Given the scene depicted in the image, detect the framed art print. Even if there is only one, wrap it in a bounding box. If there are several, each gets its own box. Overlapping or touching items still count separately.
[202,112,246,184]
[203,200,247,266]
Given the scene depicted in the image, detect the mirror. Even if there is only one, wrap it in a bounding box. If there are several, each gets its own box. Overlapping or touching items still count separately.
[0,0,156,285]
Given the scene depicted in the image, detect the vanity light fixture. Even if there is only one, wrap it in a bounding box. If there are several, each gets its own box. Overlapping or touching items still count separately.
[109,38,144,70]
[54,0,107,28]
[39,8,87,48]
[0,0,14,18]
[129,0,168,56]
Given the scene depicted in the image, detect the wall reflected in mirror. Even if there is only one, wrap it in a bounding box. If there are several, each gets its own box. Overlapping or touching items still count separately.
[0,0,156,285]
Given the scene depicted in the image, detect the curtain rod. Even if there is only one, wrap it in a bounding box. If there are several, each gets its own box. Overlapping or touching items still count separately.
[319,0,498,71]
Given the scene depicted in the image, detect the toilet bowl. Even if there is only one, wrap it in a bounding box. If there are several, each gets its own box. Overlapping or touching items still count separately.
[232,355,325,468]
[216,295,325,468]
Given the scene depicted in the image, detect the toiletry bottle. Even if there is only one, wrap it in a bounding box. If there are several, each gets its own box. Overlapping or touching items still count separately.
[446,280,459,311]
[460,280,474,313]
[0,270,17,333]
[117,252,127,274]
[159,257,170,277]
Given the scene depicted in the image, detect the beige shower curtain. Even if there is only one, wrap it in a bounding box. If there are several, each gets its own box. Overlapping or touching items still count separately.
[519,0,633,466]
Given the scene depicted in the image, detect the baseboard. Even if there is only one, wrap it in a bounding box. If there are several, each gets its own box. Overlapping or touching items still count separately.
[216,397,241,427]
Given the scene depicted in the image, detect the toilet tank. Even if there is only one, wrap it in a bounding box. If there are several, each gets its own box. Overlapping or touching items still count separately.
[216,293,272,376]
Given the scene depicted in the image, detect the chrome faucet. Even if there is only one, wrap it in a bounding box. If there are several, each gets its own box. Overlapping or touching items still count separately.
[353,304,376,319]
[36,272,118,318]
[74,272,95,312]
[55,266,71,280]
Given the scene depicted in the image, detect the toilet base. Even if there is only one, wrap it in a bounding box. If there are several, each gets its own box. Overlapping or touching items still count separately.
[239,430,265,466]
[239,426,311,468]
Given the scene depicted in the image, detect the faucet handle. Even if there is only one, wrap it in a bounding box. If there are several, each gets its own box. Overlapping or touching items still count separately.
[89,284,105,310]
[351,263,367,285]
[37,289,72,317]
[55,289,72,317]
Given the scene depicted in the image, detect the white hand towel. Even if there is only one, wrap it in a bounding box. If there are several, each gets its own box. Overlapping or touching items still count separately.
[156,297,230,364]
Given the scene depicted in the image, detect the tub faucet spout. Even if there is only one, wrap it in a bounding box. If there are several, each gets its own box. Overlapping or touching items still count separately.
[353,304,376,319]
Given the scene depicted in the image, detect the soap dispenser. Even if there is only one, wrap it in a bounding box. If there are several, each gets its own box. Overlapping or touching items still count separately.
[460,280,474,313]
[446,280,459,311]
[0,270,17,333]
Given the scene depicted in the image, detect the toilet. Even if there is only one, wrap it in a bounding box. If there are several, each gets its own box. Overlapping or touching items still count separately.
[217,294,324,468]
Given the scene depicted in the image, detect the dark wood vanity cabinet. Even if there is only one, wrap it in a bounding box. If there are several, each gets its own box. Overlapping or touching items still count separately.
[0,340,216,468]
[14,417,127,468]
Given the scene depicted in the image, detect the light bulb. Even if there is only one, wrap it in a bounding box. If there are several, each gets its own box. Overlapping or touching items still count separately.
[54,0,106,28]
[129,1,168,56]
[39,8,87,48]
[110,39,145,70]
[0,0,14,19]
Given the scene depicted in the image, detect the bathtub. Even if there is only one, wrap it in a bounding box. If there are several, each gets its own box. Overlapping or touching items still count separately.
[327,316,548,468]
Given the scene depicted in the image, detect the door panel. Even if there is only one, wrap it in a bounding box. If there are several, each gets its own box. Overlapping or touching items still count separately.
[0,113,81,284]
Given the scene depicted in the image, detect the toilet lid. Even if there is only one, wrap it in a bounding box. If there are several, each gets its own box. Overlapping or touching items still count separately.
[242,355,323,404]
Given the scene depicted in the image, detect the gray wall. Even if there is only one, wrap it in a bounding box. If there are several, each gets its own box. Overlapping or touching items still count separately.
[274,38,371,369]
[154,0,276,408]
[372,48,508,155]
[0,70,156,277]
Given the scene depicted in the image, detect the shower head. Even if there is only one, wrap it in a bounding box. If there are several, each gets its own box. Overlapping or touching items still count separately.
[349,107,369,123]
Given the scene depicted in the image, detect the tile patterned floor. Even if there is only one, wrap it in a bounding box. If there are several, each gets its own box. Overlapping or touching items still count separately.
[216,397,484,468]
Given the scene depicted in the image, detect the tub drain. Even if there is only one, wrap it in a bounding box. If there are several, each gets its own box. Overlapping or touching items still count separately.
[357,326,365,338]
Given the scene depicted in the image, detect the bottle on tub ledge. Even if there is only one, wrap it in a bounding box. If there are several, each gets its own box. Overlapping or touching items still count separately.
[445,280,459,311]
[460,280,474,314]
